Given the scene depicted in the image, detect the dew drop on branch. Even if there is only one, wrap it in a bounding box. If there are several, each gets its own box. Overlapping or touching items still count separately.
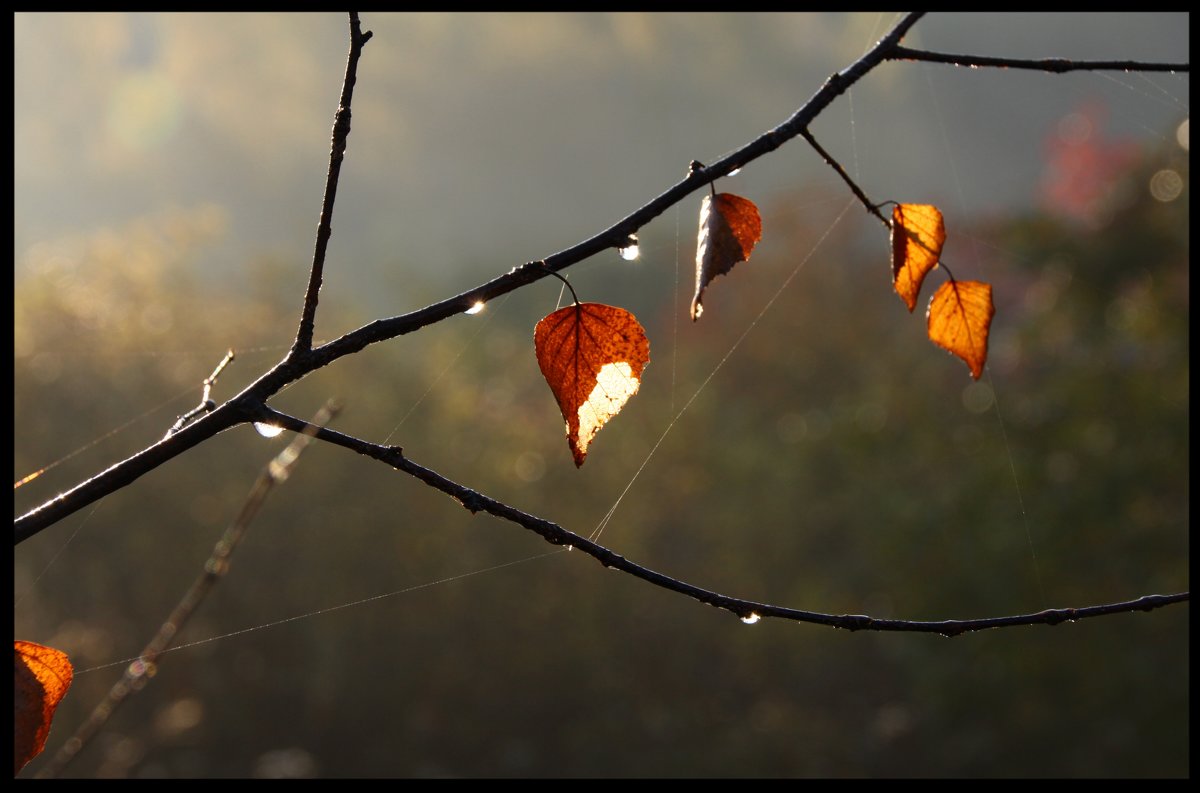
[254,422,284,438]
[619,235,640,261]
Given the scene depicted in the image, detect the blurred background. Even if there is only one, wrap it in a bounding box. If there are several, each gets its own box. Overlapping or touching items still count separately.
[14,13,1188,778]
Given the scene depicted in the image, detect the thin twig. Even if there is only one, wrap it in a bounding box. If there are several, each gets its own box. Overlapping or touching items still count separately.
[35,400,342,778]
[800,129,890,229]
[293,13,373,355]
[166,349,235,436]
[257,406,1189,636]
[890,46,1190,74]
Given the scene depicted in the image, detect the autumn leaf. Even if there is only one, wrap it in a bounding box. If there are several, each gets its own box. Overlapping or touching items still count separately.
[927,280,994,380]
[535,303,650,466]
[14,641,73,775]
[691,192,763,321]
[891,204,945,312]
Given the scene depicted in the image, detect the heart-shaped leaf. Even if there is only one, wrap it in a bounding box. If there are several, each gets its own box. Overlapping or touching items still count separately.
[691,192,763,321]
[927,279,994,380]
[14,640,73,775]
[535,303,650,466]
[891,203,945,312]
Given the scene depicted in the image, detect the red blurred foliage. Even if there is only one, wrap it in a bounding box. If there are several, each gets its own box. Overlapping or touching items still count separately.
[1039,102,1139,227]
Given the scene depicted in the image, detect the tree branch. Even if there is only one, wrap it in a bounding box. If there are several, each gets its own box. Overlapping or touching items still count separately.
[13,8,1191,658]
[799,129,890,230]
[256,406,1188,635]
[256,12,934,370]
[165,349,235,436]
[889,46,1190,73]
[293,13,373,355]
[14,11,930,544]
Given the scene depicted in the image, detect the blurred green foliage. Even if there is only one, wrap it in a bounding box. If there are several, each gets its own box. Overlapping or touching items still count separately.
[14,138,1187,777]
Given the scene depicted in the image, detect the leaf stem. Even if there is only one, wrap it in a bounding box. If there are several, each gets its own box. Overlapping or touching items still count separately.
[542,263,581,306]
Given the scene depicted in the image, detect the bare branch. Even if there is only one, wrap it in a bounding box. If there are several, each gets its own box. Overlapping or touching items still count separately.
[14,402,247,544]
[292,13,373,355]
[258,407,1189,635]
[165,349,235,436]
[890,46,1190,73]
[800,129,891,230]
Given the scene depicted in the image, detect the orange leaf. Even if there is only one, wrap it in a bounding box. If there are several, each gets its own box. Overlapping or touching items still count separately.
[14,640,73,775]
[691,192,763,321]
[927,280,994,380]
[534,302,650,466]
[891,204,945,312]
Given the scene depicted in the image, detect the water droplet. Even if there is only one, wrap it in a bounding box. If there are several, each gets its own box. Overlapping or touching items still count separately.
[465,300,486,315]
[618,234,640,261]
[741,612,760,625]
[566,545,573,552]
[254,422,284,438]
[728,167,741,177]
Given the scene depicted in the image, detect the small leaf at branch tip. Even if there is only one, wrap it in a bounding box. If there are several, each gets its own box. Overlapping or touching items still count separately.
[253,422,285,438]
[740,612,761,625]
[691,192,763,321]
[534,303,650,466]
[465,300,486,315]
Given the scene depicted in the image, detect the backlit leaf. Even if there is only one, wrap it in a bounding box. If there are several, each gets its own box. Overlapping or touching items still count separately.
[14,640,73,775]
[891,204,945,312]
[691,192,762,321]
[927,280,994,380]
[535,303,650,467]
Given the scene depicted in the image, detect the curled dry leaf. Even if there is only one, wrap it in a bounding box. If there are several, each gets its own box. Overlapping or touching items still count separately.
[14,640,73,775]
[927,280,994,380]
[535,303,650,466]
[691,192,763,321]
[891,204,945,312]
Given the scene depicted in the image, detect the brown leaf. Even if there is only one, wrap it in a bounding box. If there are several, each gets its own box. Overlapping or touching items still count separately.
[535,303,650,466]
[691,192,763,321]
[927,280,994,380]
[14,641,73,775]
[891,204,945,312]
